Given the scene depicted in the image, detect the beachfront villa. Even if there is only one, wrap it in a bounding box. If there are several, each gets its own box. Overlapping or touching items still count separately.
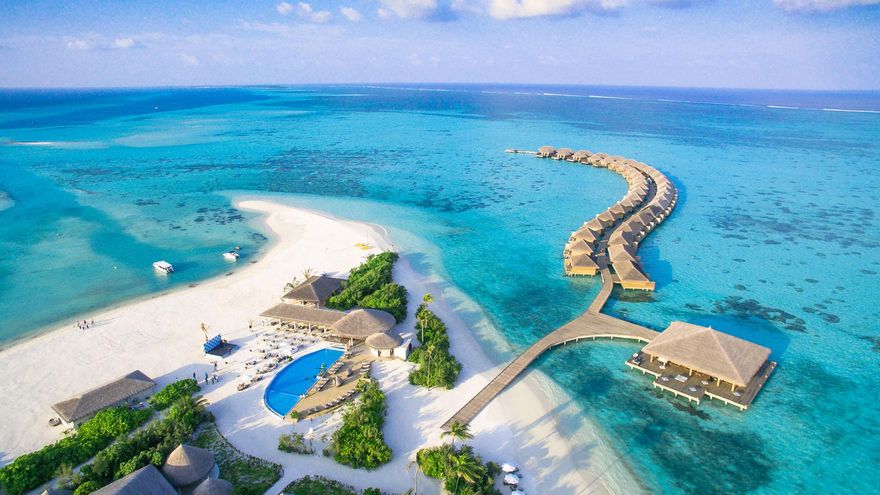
[626,322,777,411]
[281,275,345,307]
[51,370,155,428]
[91,444,227,495]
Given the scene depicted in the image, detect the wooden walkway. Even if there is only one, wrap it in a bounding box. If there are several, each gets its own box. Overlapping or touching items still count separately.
[442,149,672,430]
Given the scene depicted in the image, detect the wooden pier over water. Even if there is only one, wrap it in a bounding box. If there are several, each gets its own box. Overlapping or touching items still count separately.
[442,148,675,429]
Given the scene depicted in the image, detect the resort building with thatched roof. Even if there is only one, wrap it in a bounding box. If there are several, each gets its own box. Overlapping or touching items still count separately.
[92,464,176,495]
[51,370,155,428]
[626,322,776,410]
[565,253,600,276]
[572,150,592,162]
[332,308,396,341]
[537,145,556,158]
[194,478,234,495]
[612,259,655,290]
[260,303,345,331]
[554,147,574,160]
[281,275,344,307]
[366,331,410,359]
[161,444,216,489]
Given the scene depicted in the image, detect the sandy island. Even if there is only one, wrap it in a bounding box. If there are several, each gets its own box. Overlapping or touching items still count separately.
[0,198,634,494]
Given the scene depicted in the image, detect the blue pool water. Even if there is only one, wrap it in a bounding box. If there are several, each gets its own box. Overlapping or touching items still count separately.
[1,85,879,493]
[264,347,344,416]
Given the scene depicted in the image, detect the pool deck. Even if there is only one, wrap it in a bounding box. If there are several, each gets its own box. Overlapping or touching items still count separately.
[286,345,374,420]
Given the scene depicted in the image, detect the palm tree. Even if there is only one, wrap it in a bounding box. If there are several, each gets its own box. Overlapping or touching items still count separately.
[303,267,314,279]
[199,322,209,342]
[283,277,300,292]
[442,420,473,447]
[406,459,421,494]
[419,293,434,344]
[447,452,480,494]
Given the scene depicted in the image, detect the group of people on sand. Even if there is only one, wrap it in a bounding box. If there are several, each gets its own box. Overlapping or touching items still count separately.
[194,371,220,385]
[76,319,95,330]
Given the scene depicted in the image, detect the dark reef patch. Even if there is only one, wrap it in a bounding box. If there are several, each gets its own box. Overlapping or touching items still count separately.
[616,291,656,303]
[713,296,806,332]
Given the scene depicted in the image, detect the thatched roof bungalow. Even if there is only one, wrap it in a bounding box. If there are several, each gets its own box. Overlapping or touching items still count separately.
[194,479,234,495]
[281,275,345,307]
[572,150,592,162]
[92,464,176,495]
[52,370,156,428]
[641,322,772,390]
[161,444,216,488]
[613,260,655,290]
[537,145,556,157]
[332,308,396,340]
[554,148,574,160]
[260,303,345,330]
[566,253,599,276]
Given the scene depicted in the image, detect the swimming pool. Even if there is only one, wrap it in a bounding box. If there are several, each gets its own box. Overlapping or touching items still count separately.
[263,347,344,417]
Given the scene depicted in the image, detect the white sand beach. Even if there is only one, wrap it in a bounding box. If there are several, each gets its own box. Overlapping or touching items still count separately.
[0,198,632,494]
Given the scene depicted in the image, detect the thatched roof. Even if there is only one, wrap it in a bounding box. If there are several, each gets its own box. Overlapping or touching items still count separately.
[567,239,593,256]
[571,227,599,244]
[161,444,215,488]
[260,303,345,326]
[538,145,555,154]
[93,464,176,495]
[52,370,155,424]
[613,259,649,282]
[555,147,573,157]
[366,331,403,350]
[332,308,396,339]
[642,322,771,387]
[569,253,599,270]
[608,244,637,263]
[281,275,344,305]
[194,478,234,495]
[572,150,592,160]
[583,218,605,234]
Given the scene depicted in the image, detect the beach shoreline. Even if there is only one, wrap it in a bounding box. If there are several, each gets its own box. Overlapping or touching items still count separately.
[0,196,638,494]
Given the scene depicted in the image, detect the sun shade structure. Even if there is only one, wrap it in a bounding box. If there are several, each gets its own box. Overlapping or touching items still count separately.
[332,308,396,339]
[193,478,234,495]
[641,322,771,388]
[92,464,176,495]
[161,444,216,488]
[52,370,155,427]
[366,331,403,350]
[260,303,345,328]
[281,275,345,307]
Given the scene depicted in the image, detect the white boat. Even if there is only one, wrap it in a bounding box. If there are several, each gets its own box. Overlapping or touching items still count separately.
[153,260,174,274]
[223,250,240,261]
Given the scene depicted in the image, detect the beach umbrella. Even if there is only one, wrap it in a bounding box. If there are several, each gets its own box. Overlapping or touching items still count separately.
[504,474,520,485]
[501,463,518,473]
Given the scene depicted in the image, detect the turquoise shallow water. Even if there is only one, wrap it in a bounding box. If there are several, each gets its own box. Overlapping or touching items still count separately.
[1,85,879,493]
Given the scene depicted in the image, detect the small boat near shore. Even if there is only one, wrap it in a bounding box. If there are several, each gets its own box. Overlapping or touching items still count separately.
[223,250,240,261]
[152,260,174,274]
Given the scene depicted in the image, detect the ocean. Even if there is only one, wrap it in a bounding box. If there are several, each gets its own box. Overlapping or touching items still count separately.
[1,84,879,493]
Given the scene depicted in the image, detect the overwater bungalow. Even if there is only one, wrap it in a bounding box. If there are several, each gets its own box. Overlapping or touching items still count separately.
[572,150,592,162]
[625,322,776,410]
[554,148,574,160]
[608,243,638,263]
[613,259,655,290]
[537,145,556,158]
[609,204,628,218]
[570,226,600,244]
[596,211,617,228]
[566,253,600,276]
[281,275,344,307]
[607,230,637,247]
[583,218,605,234]
[565,239,594,258]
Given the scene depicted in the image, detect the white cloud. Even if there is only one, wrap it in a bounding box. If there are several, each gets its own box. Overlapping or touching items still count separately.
[376,0,441,18]
[488,0,628,18]
[113,37,136,49]
[180,53,199,65]
[773,0,880,11]
[340,6,364,21]
[296,2,333,22]
[276,1,294,14]
[66,38,96,50]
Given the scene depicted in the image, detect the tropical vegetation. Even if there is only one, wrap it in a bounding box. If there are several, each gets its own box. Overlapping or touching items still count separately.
[327,252,408,322]
[408,302,461,389]
[194,424,283,495]
[282,475,383,495]
[416,444,501,495]
[328,379,392,469]
[0,406,152,495]
[148,378,200,410]
[278,431,314,455]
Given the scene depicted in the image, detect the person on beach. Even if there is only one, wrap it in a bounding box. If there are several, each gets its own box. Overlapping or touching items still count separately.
[204,372,209,384]
[193,372,197,381]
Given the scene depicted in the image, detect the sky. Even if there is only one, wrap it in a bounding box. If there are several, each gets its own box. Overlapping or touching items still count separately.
[0,0,878,90]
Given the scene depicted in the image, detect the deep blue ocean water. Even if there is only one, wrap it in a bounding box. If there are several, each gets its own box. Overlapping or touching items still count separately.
[1,85,879,493]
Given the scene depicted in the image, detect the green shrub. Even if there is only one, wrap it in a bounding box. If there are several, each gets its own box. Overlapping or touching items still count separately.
[278,432,314,455]
[330,380,392,469]
[327,253,407,322]
[358,283,408,322]
[0,407,152,495]
[283,475,358,495]
[73,480,102,495]
[416,444,500,495]
[409,305,461,389]
[148,378,200,410]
